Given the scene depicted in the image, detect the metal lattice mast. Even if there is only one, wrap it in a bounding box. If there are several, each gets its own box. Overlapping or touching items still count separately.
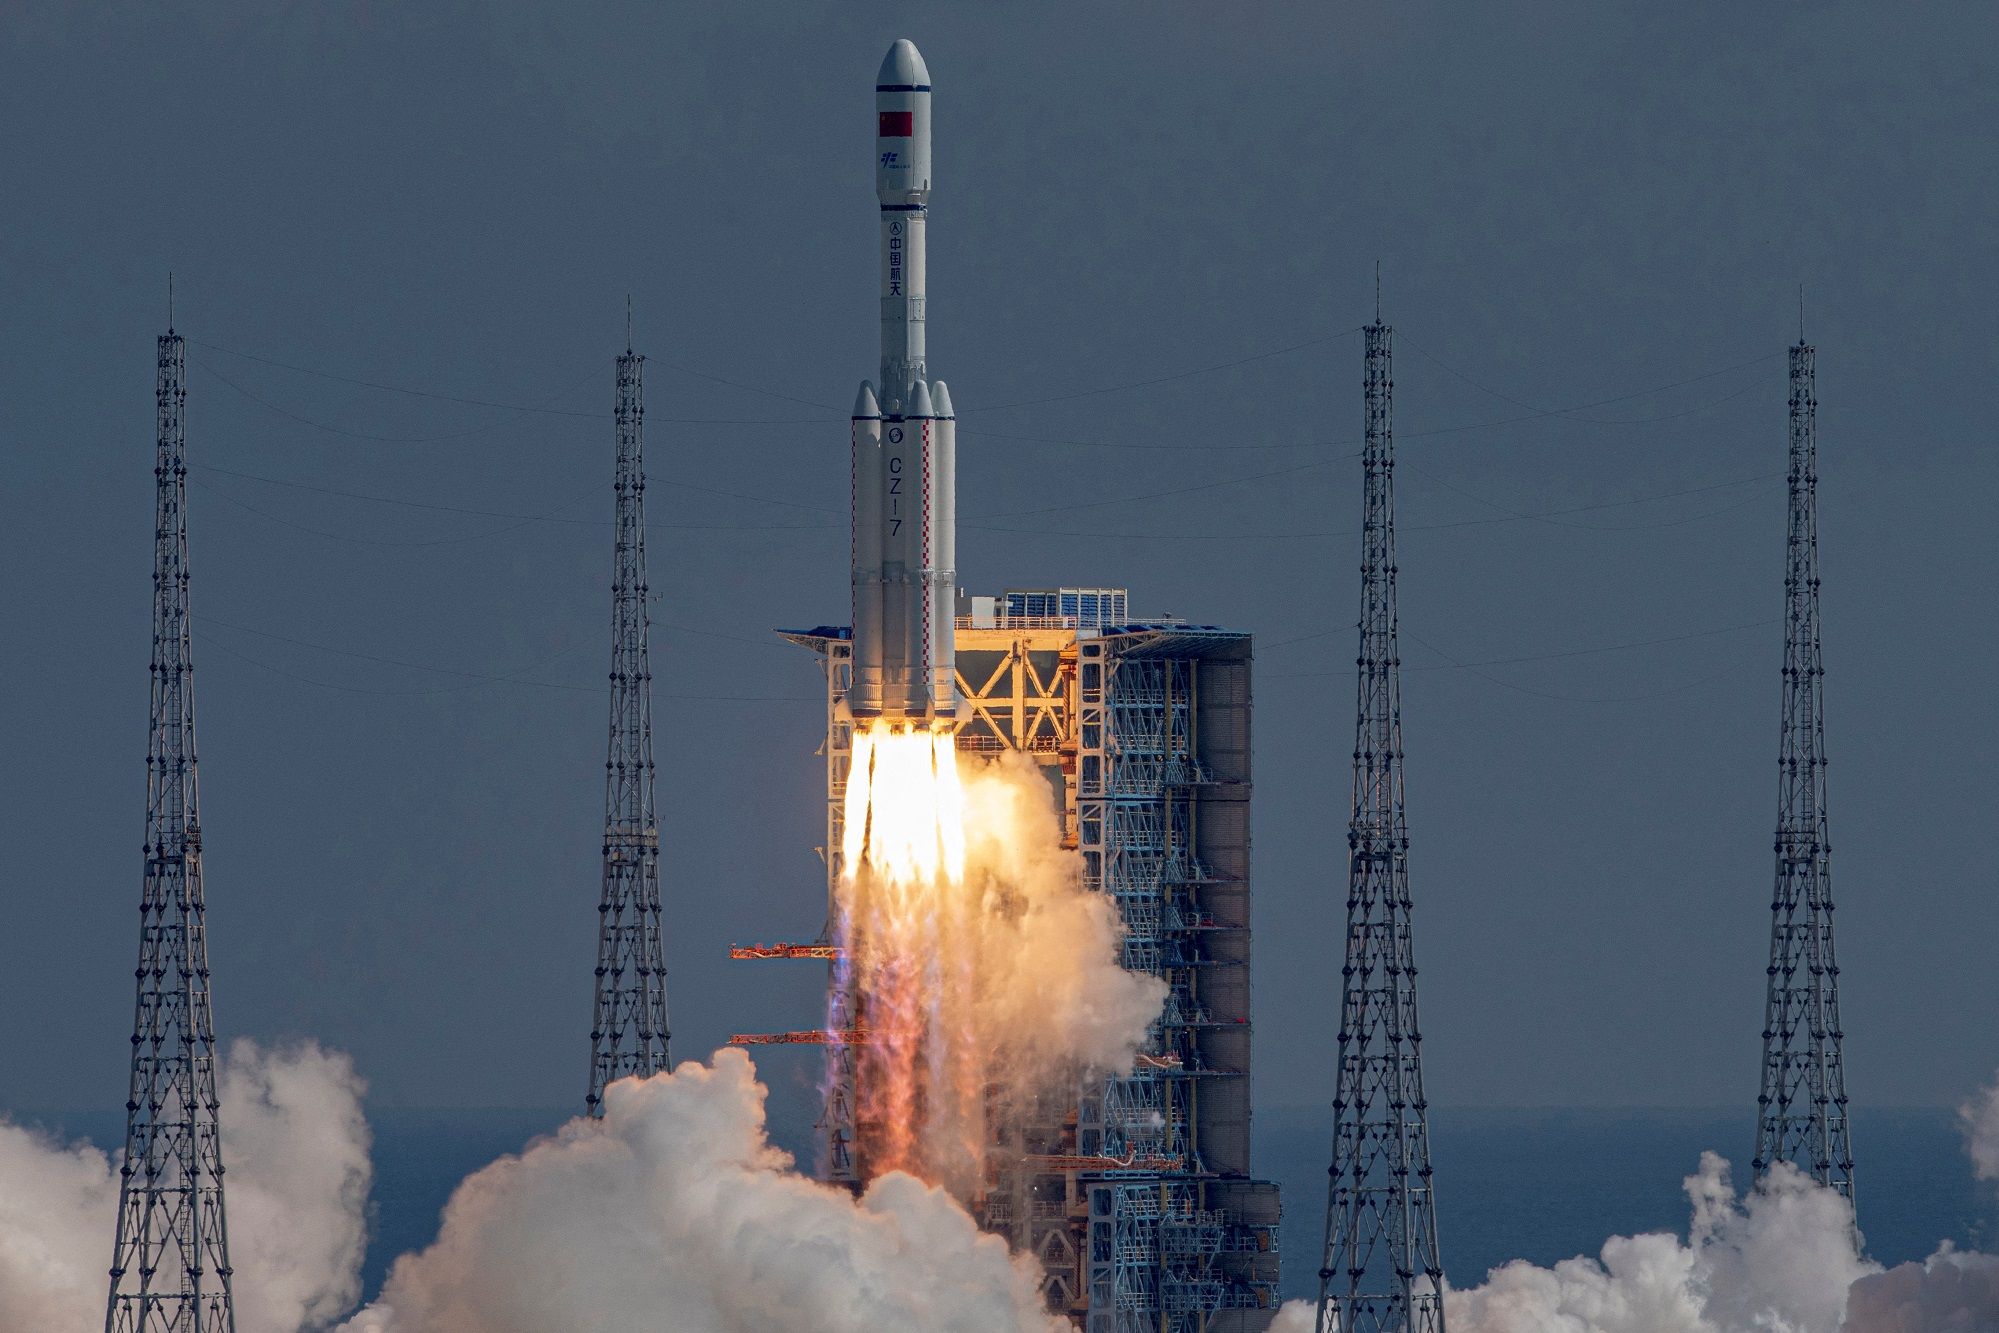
[1753,337,1855,1198]
[107,325,237,1333]
[1316,320,1447,1333]
[586,337,672,1115]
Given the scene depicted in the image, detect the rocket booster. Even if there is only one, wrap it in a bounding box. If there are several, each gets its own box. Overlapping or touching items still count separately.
[851,39,957,722]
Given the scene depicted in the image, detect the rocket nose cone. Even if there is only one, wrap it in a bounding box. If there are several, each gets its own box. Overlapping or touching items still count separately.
[929,381,955,419]
[853,381,882,418]
[910,380,936,418]
[878,39,930,89]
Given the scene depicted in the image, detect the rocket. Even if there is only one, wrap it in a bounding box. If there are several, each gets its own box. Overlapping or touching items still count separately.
[850,39,957,722]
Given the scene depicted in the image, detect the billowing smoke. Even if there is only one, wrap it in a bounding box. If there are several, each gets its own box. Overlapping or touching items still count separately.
[1832,1073,1999,1328]
[216,1039,374,1331]
[1444,1153,1871,1333]
[0,1119,118,1331]
[0,1039,370,1333]
[337,1048,1070,1333]
[1843,1246,1999,1330]
[1959,1069,1999,1184]
[954,750,1166,1084]
[836,734,1165,1192]
[1271,1138,1999,1333]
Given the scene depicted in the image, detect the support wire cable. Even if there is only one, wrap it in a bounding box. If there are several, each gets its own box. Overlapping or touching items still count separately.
[975,469,1781,540]
[1399,334,1782,425]
[194,617,817,702]
[190,474,594,548]
[194,358,604,444]
[1393,625,1762,704]
[194,336,1783,527]
[1392,463,1783,534]
[963,328,1366,412]
[195,356,810,439]
[955,345,1774,453]
[196,613,592,689]
[193,464,839,534]
[195,631,594,698]
[968,354,1780,519]
[1263,616,1777,666]
[190,338,608,417]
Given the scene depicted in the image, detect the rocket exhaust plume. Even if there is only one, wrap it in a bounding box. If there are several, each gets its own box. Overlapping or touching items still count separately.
[838,723,976,1187]
[834,728,1163,1197]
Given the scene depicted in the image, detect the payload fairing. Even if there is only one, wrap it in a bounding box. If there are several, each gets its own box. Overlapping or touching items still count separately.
[850,39,958,721]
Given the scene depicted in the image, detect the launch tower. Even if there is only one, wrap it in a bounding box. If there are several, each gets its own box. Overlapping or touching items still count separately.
[1752,335,1855,1199]
[1313,319,1448,1333]
[106,324,238,1333]
[777,599,1281,1329]
[742,40,1281,1331]
[586,338,673,1115]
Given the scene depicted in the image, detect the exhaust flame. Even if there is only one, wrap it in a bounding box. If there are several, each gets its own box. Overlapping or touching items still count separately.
[842,723,966,889]
[838,721,983,1191]
[832,721,1164,1199]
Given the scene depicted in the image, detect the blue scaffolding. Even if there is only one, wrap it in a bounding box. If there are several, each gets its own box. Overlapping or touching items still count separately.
[775,608,1281,1330]
[1076,628,1280,1333]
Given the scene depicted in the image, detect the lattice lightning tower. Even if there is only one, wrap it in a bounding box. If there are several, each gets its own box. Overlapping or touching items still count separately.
[1316,319,1447,1333]
[586,339,673,1115]
[106,325,237,1333]
[1753,337,1855,1199]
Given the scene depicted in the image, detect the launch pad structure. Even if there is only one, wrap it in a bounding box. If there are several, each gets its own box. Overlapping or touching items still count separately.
[768,593,1281,1332]
[732,39,1282,1331]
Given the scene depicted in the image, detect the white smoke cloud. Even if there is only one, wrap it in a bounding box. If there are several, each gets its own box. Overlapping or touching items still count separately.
[833,737,1168,1194]
[1440,1154,1869,1333]
[1958,1070,1999,1184]
[1265,1300,1314,1333]
[337,1048,1068,1333]
[1686,1154,1873,1333]
[1270,1148,1999,1333]
[0,1039,370,1333]
[0,1123,118,1332]
[218,1039,374,1331]
[1843,1245,1999,1330]
[956,751,1167,1080]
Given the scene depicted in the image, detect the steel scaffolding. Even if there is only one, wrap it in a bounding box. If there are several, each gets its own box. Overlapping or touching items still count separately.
[1753,338,1856,1200]
[106,326,237,1333]
[776,609,1279,1330]
[586,344,672,1115]
[1315,321,1448,1333]
[1076,629,1277,1333]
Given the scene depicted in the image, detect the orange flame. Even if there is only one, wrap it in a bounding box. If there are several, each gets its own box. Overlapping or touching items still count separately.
[839,720,984,1191]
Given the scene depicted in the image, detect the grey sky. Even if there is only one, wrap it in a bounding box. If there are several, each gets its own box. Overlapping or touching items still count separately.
[2,3,1993,1121]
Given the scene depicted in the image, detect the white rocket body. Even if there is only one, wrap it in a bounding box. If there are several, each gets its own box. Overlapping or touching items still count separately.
[851,39,957,722]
